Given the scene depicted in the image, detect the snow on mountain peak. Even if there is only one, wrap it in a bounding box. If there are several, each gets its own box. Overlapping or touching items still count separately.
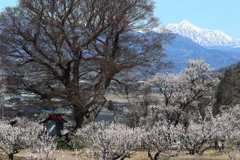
[179,20,201,31]
[178,20,192,27]
[164,20,240,47]
[179,20,189,24]
[167,20,202,33]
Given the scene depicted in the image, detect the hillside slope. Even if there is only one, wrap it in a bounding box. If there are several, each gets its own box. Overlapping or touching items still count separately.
[163,34,240,73]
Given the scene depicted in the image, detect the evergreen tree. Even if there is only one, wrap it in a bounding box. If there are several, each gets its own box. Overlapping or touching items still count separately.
[213,64,240,115]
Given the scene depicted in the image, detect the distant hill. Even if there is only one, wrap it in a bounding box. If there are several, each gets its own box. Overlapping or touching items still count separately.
[162,34,240,73]
[204,46,240,53]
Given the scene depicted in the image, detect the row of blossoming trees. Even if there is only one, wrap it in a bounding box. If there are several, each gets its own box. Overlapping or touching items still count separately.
[1,60,240,160]
[1,109,240,160]
[77,107,240,160]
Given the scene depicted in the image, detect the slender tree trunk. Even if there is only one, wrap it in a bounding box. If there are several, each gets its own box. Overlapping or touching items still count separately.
[8,153,14,160]
[173,113,181,127]
[214,141,218,148]
[188,145,196,155]
[148,150,160,160]
[190,149,196,155]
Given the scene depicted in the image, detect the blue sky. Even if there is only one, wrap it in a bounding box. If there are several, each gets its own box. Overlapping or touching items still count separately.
[0,0,239,38]
[154,0,240,39]
[0,1,18,9]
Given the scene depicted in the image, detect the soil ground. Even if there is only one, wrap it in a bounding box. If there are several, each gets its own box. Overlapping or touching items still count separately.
[1,148,239,160]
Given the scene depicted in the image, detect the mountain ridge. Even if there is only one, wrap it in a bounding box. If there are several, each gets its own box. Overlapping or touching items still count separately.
[161,20,240,47]
[137,21,240,73]
[161,34,240,73]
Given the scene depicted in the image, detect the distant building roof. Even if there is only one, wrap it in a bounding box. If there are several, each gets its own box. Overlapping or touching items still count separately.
[39,114,67,124]
[3,111,23,117]
[42,110,55,113]
[119,119,130,122]
[26,110,42,113]
[22,110,42,118]
[96,115,114,124]
[54,106,73,115]
[4,104,14,108]
[98,108,115,116]
[17,106,29,110]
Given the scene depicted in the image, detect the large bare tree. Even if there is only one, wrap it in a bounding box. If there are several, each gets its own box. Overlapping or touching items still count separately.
[0,0,172,129]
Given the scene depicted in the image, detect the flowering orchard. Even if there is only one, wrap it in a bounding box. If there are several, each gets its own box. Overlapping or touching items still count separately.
[75,107,240,160]
[1,111,240,160]
[1,59,240,160]
[0,117,56,160]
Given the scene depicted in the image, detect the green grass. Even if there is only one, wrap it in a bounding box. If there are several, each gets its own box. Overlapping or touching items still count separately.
[159,158,171,160]
[135,146,151,152]
[56,138,72,150]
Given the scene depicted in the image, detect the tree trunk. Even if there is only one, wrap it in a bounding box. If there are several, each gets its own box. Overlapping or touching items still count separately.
[148,150,160,160]
[71,95,106,131]
[71,75,109,130]
[8,153,14,160]
[84,95,107,124]
[214,141,218,148]
[154,152,160,160]
[189,149,195,155]
[148,150,154,160]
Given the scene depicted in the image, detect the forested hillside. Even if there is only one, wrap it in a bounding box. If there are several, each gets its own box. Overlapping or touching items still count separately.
[214,62,240,114]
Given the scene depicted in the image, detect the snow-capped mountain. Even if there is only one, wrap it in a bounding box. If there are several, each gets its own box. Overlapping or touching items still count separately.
[136,23,240,73]
[159,20,240,47]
